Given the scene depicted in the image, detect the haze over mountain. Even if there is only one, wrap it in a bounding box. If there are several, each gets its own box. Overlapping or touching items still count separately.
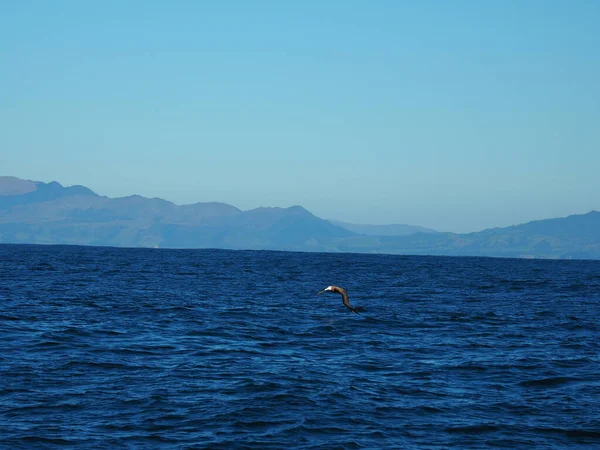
[1,177,598,259]
[330,220,437,237]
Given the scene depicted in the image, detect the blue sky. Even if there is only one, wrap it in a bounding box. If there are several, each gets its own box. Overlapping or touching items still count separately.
[1,1,599,232]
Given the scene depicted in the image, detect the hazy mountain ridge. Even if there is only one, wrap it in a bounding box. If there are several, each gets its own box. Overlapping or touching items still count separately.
[0,177,598,259]
[0,178,97,210]
[0,179,352,251]
[0,176,39,196]
[330,220,437,236]
[333,211,600,259]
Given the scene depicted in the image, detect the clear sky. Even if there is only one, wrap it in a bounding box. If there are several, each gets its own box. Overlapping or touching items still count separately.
[1,1,599,232]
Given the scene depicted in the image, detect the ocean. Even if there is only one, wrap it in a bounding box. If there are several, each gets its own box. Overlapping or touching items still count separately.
[1,244,599,449]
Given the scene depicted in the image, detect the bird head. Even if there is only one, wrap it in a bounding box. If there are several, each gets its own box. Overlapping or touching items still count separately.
[317,286,333,295]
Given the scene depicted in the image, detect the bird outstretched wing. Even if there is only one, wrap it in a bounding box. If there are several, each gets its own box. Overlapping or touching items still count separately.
[340,290,359,315]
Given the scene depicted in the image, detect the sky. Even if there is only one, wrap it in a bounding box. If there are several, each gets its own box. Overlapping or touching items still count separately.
[1,0,599,233]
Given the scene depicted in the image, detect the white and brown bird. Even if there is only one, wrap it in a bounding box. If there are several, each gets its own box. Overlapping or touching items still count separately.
[317,285,359,314]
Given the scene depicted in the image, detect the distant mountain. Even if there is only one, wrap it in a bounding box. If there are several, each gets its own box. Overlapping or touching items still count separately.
[0,176,38,196]
[0,178,97,210]
[0,178,352,251]
[1,177,599,259]
[150,205,354,250]
[335,211,600,260]
[330,220,437,236]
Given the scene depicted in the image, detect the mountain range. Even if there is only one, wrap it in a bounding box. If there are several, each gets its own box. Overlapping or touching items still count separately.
[1,176,599,259]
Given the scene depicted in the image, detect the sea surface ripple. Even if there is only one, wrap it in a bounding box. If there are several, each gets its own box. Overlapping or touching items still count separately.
[1,244,599,449]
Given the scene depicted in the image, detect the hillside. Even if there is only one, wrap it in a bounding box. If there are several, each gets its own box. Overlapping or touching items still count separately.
[335,211,600,259]
[330,220,437,236]
[0,177,598,259]
[0,178,352,251]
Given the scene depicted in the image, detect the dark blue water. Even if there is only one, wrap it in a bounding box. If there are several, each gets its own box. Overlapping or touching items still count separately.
[1,244,599,449]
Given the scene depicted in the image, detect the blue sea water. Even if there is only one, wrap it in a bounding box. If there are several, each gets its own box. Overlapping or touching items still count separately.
[1,244,599,449]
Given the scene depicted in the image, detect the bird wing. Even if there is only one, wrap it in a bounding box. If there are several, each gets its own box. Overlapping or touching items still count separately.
[340,290,359,315]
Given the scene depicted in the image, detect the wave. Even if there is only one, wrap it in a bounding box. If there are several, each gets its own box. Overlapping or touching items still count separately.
[519,376,582,387]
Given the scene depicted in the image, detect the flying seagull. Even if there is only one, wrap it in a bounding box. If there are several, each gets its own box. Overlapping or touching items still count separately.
[317,285,359,314]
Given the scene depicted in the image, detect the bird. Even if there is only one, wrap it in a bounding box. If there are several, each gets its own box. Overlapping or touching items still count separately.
[317,285,359,314]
